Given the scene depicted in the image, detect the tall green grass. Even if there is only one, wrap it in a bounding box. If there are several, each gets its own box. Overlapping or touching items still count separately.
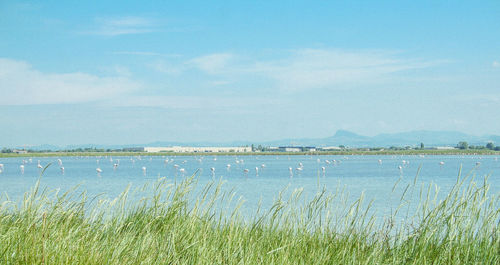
[0,170,498,264]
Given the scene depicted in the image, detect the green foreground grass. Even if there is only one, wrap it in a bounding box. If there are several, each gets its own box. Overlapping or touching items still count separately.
[0,171,498,264]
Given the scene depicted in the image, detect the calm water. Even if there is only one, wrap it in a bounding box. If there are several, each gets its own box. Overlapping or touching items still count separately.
[1,154,499,219]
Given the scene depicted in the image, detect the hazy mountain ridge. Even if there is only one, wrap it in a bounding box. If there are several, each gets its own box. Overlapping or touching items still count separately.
[9,130,500,150]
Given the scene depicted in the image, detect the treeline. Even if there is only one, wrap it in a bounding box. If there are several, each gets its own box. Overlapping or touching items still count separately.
[1,147,144,153]
[457,141,500,150]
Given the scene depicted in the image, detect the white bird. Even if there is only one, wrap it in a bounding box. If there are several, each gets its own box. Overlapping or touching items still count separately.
[321,166,326,175]
[255,167,259,176]
[289,167,293,177]
[378,159,382,164]
[164,159,169,164]
[179,168,186,175]
[142,167,147,174]
[113,163,119,170]
[226,164,231,170]
[60,167,65,174]
[210,167,215,177]
[325,160,331,165]
[261,164,266,168]
[296,167,303,172]
[439,161,445,166]
[298,162,303,168]
[398,165,403,171]
[243,169,249,174]
[20,165,25,174]
[57,159,63,166]
[37,161,43,169]
[96,168,102,173]
[0,164,4,171]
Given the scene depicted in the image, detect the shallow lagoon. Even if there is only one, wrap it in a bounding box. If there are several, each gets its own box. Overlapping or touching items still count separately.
[1,154,499,219]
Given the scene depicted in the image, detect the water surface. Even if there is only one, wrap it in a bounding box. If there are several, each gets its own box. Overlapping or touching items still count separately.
[1,154,498,219]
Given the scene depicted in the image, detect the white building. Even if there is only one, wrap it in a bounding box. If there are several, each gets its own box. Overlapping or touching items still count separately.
[435,146,456,150]
[144,146,251,153]
[321,146,342,151]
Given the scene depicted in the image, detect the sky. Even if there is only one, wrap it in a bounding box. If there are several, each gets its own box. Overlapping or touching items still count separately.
[1,0,499,147]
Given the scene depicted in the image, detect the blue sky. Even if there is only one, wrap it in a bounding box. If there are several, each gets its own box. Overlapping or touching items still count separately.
[1,0,499,146]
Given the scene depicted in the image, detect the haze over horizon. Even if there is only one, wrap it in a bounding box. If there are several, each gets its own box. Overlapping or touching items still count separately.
[1,1,499,146]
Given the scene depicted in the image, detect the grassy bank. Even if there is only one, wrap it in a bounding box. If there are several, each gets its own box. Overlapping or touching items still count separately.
[0,172,498,264]
[1,148,499,158]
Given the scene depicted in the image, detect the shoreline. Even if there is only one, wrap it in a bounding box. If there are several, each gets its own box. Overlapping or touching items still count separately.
[1,149,499,158]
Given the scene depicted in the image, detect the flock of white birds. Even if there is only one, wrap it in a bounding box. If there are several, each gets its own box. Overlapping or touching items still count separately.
[0,154,494,177]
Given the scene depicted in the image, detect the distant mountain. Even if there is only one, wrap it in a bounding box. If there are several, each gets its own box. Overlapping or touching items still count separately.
[7,130,500,150]
[259,130,499,148]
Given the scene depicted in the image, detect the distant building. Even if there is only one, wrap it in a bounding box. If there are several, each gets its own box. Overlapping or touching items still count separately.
[12,149,28,154]
[319,146,342,151]
[144,146,251,153]
[278,146,302,152]
[434,146,456,150]
[278,146,316,152]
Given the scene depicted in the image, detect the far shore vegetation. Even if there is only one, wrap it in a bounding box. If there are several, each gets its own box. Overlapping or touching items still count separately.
[1,141,499,157]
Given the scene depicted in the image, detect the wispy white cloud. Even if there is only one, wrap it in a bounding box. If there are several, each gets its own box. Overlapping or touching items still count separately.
[86,16,157,36]
[188,53,236,74]
[148,61,186,75]
[179,49,442,91]
[106,95,278,109]
[0,58,141,105]
[112,51,181,57]
[493,61,500,68]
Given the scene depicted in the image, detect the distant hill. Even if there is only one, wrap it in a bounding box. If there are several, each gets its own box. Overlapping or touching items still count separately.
[259,130,499,148]
[8,130,500,150]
